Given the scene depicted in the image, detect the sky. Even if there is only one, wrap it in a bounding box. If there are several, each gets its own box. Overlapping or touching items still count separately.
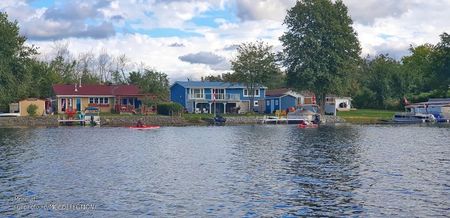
[1,0,449,82]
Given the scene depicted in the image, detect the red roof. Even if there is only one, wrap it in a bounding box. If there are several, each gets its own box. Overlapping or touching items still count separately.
[52,84,142,96]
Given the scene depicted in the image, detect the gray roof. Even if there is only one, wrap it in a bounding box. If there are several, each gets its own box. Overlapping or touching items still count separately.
[173,81,266,89]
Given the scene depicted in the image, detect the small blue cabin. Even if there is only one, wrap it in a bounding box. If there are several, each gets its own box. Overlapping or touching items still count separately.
[264,88,306,114]
[170,81,266,114]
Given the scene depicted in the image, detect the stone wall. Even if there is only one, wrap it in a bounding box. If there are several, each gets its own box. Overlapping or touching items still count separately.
[224,116,262,124]
[323,115,346,123]
[0,116,59,127]
[0,114,345,127]
[101,115,187,126]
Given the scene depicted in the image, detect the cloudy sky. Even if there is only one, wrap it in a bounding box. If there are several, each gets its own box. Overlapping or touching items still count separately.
[1,0,449,81]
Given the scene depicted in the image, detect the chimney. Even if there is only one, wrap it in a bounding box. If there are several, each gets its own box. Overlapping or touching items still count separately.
[74,84,78,92]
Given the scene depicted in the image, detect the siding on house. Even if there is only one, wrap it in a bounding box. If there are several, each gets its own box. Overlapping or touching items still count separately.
[19,99,46,116]
[170,83,187,107]
[170,81,266,113]
[281,95,296,111]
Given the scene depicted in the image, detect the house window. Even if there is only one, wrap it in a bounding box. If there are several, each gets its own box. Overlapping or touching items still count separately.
[191,88,204,99]
[275,100,279,106]
[243,89,260,97]
[267,100,270,106]
[89,97,109,105]
[212,89,225,99]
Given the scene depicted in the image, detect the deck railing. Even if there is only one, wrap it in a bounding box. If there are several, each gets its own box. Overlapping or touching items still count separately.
[188,93,240,101]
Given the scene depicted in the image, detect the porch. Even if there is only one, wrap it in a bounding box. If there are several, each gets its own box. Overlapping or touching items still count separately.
[192,102,239,114]
[115,95,157,114]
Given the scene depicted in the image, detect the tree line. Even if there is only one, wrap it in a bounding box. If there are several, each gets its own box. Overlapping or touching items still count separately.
[1,0,449,112]
[0,12,169,111]
[203,0,449,111]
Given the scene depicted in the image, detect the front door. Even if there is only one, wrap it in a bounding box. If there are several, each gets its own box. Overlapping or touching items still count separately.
[76,98,81,111]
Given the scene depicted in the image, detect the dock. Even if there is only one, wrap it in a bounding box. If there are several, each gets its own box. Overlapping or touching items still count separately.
[261,116,306,124]
[58,119,86,126]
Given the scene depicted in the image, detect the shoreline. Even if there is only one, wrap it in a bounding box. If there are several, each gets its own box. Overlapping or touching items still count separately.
[0,115,397,128]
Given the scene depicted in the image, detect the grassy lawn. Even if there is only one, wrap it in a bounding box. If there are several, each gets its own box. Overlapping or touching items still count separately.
[337,109,399,123]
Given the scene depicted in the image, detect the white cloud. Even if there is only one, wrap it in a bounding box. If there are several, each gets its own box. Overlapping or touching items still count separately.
[235,0,294,21]
[3,0,449,81]
[353,0,450,58]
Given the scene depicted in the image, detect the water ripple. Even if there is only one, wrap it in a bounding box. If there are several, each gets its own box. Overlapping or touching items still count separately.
[0,125,449,217]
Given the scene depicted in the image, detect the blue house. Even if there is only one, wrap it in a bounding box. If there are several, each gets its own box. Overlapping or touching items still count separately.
[264,88,306,113]
[170,81,266,114]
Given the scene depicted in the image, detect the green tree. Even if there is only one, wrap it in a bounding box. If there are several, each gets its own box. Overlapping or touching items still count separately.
[128,69,170,101]
[280,0,361,113]
[201,72,243,83]
[402,44,434,93]
[231,40,282,110]
[0,12,38,110]
[430,32,450,96]
[368,55,402,108]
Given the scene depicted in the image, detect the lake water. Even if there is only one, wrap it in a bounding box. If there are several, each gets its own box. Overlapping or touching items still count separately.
[0,124,449,217]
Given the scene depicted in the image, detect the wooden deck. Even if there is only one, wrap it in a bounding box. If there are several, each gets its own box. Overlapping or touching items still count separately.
[58,119,86,126]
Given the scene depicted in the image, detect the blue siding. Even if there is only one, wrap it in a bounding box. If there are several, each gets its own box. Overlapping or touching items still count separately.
[264,95,296,113]
[281,95,296,111]
[171,81,266,113]
[170,83,186,107]
[260,89,265,98]
[226,88,242,98]
[265,97,280,113]
[240,88,266,101]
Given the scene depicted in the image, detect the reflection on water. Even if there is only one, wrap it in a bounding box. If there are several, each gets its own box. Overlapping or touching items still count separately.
[0,125,449,217]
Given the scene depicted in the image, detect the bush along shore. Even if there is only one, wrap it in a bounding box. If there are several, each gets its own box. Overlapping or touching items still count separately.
[0,114,352,127]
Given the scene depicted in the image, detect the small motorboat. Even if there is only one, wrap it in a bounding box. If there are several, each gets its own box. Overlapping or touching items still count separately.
[129,125,160,130]
[392,113,435,123]
[214,114,226,124]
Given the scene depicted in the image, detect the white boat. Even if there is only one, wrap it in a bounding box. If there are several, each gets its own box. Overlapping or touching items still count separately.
[392,113,436,123]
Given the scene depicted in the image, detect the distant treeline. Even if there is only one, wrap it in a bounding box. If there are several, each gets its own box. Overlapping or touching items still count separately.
[1,5,449,112]
[0,12,169,111]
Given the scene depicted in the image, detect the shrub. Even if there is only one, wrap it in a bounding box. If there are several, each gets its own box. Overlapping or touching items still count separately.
[27,104,38,116]
[157,102,184,116]
[384,98,402,110]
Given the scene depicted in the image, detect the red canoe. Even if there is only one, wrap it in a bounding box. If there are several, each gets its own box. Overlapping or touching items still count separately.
[129,125,160,130]
[298,124,318,128]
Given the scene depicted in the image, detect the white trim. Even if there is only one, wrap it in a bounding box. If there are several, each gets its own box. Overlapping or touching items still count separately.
[279,97,282,110]
[189,88,205,99]
[243,88,260,97]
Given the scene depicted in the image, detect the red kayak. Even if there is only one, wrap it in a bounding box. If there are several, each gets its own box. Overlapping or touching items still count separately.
[129,125,160,130]
[298,124,318,128]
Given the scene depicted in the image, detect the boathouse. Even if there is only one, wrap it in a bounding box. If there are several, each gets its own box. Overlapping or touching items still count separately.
[324,96,352,115]
[264,88,305,114]
[18,98,46,116]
